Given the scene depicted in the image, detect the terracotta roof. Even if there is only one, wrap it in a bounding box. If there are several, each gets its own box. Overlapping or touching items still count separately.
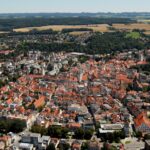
[116,74,132,84]
[34,96,45,108]
[6,98,13,105]
[137,61,148,65]
[0,135,10,142]
[68,123,81,128]
[16,106,25,113]
[134,112,150,128]
[82,73,88,81]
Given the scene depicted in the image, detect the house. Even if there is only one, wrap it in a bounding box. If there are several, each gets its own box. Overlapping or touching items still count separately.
[0,135,11,149]
[34,96,45,109]
[83,120,95,130]
[0,141,5,150]
[19,143,34,150]
[124,122,131,137]
[72,140,82,150]
[68,104,88,115]
[134,112,150,134]
[124,138,145,150]
[99,124,124,134]
[90,104,101,114]
[21,132,50,150]
[21,133,41,147]
[68,123,81,130]
[38,136,51,149]
[50,138,59,149]
[88,136,101,150]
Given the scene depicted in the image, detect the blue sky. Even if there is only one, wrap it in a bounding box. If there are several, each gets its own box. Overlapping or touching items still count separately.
[1,0,150,13]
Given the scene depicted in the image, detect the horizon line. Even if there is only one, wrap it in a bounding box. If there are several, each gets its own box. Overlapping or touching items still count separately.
[0,11,150,14]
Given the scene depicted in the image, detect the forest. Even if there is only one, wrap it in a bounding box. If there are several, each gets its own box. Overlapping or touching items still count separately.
[0,17,135,31]
[16,31,150,55]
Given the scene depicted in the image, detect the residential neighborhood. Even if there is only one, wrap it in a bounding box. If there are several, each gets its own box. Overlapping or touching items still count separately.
[0,1,150,148]
[0,47,150,150]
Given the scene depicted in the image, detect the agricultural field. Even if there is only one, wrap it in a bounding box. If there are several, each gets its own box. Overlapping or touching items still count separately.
[0,31,9,34]
[13,23,150,35]
[13,24,110,32]
[138,19,150,23]
[144,31,150,35]
[69,31,90,35]
[112,23,150,31]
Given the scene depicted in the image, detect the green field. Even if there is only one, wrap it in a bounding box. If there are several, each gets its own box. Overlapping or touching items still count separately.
[126,32,141,39]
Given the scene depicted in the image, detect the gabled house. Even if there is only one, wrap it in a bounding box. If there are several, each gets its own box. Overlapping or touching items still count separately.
[134,112,150,134]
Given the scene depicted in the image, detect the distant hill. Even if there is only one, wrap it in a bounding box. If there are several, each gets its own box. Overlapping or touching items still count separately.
[0,12,149,19]
[0,17,136,32]
[0,12,149,32]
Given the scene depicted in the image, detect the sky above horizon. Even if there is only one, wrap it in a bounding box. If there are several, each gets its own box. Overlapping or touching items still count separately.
[1,0,150,13]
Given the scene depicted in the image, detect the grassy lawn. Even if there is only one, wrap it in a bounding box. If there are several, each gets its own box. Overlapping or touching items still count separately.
[126,32,141,39]
[125,141,131,144]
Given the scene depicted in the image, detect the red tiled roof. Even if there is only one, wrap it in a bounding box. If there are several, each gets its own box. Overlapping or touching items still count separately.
[68,123,81,128]
[34,96,45,108]
[6,98,13,105]
[116,74,132,84]
[134,112,150,128]
[0,135,10,142]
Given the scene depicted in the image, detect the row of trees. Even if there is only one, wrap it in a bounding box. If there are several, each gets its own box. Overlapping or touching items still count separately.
[3,29,58,36]
[62,28,93,33]
[31,125,94,140]
[99,130,126,143]
[46,132,148,150]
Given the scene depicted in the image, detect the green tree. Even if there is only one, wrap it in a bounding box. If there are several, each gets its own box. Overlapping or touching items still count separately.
[10,119,26,133]
[144,134,150,140]
[74,128,84,139]
[58,143,70,150]
[84,129,94,140]
[0,119,26,133]
[31,125,48,135]
[47,126,69,138]
[46,143,55,150]
[81,142,88,150]
[136,131,142,138]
